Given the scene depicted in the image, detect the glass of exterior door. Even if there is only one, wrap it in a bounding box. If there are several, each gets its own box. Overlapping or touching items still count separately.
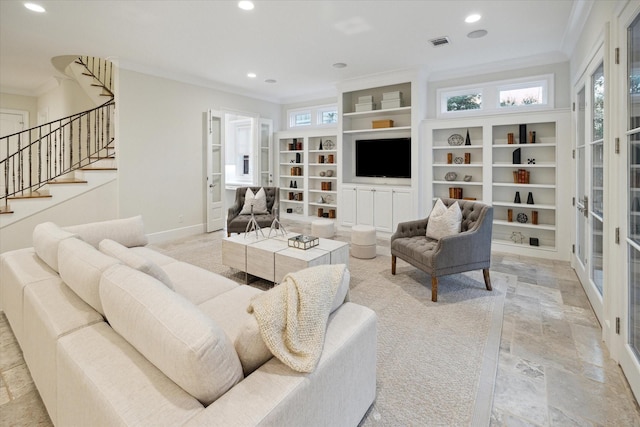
[591,63,604,294]
[259,119,272,186]
[576,87,587,267]
[628,13,640,360]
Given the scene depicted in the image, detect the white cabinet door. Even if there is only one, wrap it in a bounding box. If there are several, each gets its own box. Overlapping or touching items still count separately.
[373,187,393,232]
[340,185,357,226]
[356,188,375,226]
[392,188,414,231]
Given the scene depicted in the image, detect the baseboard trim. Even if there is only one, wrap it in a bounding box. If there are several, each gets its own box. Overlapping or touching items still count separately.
[147,223,206,244]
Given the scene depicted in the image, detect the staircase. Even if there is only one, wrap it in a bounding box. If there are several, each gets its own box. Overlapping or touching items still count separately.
[0,57,116,227]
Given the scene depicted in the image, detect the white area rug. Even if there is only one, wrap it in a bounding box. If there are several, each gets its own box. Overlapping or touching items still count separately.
[349,257,510,426]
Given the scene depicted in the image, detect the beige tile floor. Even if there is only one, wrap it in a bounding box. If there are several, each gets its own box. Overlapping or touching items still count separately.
[1,227,639,426]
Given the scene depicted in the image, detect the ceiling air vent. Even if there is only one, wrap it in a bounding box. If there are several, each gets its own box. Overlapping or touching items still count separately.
[429,37,450,47]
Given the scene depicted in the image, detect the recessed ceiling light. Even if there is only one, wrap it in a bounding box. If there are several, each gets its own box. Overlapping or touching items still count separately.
[332,62,347,69]
[24,2,46,12]
[465,14,481,23]
[238,1,254,11]
[264,79,277,84]
[467,29,488,39]
[247,72,257,78]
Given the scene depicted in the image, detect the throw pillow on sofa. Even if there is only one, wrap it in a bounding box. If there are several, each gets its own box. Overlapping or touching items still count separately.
[99,264,244,405]
[98,239,174,290]
[64,215,148,248]
[239,187,268,215]
[426,198,462,240]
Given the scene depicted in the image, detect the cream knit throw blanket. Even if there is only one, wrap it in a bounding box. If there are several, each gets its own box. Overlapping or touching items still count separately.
[247,264,346,373]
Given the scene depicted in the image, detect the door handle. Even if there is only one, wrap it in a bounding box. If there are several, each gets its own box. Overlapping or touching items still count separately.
[579,196,588,217]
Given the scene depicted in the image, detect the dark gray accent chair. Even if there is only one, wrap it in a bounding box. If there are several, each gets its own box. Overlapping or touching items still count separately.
[390,198,493,302]
[227,187,280,237]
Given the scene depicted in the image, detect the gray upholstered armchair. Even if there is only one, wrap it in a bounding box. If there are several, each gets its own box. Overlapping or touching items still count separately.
[227,186,280,237]
[390,198,493,302]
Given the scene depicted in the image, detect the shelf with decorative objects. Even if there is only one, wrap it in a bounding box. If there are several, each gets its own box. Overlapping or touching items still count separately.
[308,138,338,219]
[425,110,570,259]
[430,125,485,203]
[491,121,558,251]
[276,131,338,219]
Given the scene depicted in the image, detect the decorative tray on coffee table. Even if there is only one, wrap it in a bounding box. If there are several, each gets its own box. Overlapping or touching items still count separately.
[288,235,319,250]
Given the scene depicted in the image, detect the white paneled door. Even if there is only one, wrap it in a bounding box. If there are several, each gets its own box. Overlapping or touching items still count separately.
[206,110,224,232]
[621,5,640,402]
[573,48,605,324]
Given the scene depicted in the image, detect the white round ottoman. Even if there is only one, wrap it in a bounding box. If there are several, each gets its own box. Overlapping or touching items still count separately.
[311,219,335,239]
[351,225,376,259]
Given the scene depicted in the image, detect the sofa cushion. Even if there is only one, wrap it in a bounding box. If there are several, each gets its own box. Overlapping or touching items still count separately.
[99,239,174,290]
[64,215,148,248]
[99,264,243,405]
[129,246,178,267]
[32,222,78,272]
[198,285,272,375]
[239,187,268,215]
[58,238,120,316]
[426,198,462,240]
[162,262,238,305]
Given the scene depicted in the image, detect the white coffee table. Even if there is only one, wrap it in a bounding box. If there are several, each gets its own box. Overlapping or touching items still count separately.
[222,231,349,284]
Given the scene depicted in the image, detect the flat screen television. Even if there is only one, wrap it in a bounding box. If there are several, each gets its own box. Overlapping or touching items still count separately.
[355,137,411,178]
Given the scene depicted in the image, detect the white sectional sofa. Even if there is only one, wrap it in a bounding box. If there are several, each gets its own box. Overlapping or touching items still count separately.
[0,216,377,426]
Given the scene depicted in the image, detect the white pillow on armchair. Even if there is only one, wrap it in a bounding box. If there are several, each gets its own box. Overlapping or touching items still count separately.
[240,187,268,215]
[426,198,462,240]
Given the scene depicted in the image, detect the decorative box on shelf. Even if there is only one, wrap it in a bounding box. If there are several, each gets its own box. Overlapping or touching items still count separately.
[355,102,375,112]
[381,91,403,109]
[288,235,319,250]
[372,119,394,129]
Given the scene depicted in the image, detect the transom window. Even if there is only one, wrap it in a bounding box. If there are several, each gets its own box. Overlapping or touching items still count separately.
[288,104,338,129]
[438,74,554,117]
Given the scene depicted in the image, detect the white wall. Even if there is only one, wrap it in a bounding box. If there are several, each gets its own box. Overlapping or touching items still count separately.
[0,180,118,253]
[117,69,281,238]
[37,78,94,123]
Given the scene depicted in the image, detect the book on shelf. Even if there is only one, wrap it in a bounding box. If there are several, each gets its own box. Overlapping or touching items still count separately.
[512,169,530,184]
[448,187,463,199]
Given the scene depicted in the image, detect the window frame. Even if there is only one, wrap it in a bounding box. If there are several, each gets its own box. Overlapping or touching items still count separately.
[287,103,338,129]
[437,74,554,118]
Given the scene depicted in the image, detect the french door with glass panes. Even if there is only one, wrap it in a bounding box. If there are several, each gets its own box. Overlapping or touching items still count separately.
[621,4,640,401]
[573,51,605,323]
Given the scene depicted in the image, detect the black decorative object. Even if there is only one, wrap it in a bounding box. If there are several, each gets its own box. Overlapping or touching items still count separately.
[530,237,539,246]
[527,192,534,204]
[295,153,301,163]
[517,213,528,223]
[289,180,294,188]
[513,148,521,164]
[319,139,323,150]
[465,129,471,145]
[286,208,293,213]
[514,191,521,203]
[528,158,536,164]
[293,181,297,188]
[519,124,527,144]
[531,131,536,143]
